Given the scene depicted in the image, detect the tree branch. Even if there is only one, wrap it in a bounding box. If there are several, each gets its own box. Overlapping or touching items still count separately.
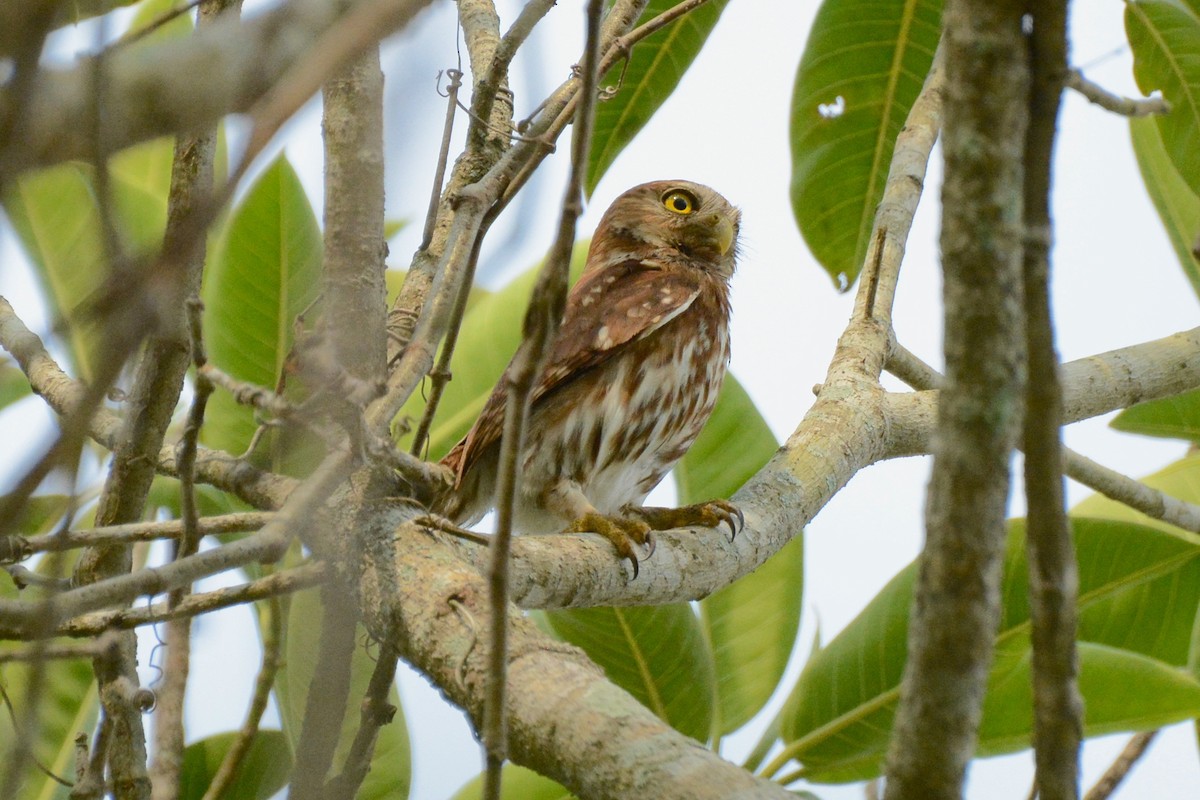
[1066,69,1170,117]
[58,564,325,638]
[381,513,795,800]
[0,296,297,510]
[1022,8,1082,798]
[482,3,604,793]
[884,4,1029,798]
[289,583,359,799]
[0,0,435,177]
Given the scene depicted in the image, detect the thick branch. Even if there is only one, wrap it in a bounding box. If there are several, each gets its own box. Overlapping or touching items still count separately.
[322,45,386,382]
[381,514,794,800]
[884,3,1029,798]
[1022,6,1081,799]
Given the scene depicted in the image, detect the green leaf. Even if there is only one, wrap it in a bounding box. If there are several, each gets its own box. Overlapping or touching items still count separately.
[1127,0,1200,197]
[274,587,411,798]
[201,155,322,457]
[1129,115,1200,296]
[1111,388,1200,441]
[179,730,292,800]
[449,764,574,800]
[0,359,31,413]
[675,380,795,737]
[3,136,177,380]
[545,604,716,742]
[978,638,1200,755]
[702,534,803,738]
[774,517,1200,783]
[5,164,111,382]
[585,0,732,195]
[384,219,408,240]
[789,0,943,287]
[126,0,196,44]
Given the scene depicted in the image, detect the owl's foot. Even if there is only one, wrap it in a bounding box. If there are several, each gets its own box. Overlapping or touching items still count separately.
[569,512,653,579]
[626,499,744,542]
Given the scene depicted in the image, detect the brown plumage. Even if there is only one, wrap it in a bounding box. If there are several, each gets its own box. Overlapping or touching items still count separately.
[438,180,743,576]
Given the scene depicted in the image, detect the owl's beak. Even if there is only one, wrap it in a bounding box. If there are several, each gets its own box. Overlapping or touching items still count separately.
[708,215,736,256]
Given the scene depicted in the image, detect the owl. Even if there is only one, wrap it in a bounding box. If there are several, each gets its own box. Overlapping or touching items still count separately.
[438,180,743,576]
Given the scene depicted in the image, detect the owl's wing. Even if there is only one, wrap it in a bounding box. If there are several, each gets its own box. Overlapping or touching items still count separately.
[442,259,702,485]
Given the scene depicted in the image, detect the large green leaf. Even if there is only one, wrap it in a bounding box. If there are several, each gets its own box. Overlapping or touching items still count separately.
[771,517,1200,783]
[545,604,716,742]
[201,155,322,457]
[1127,0,1200,197]
[675,376,798,738]
[585,0,732,195]
[701,534,803,739]
[978,637,1200,755]
[1111,388,1200,441]
[3,136,178,380]
[789,0,942,287]
[1129,115,1200,296]
[274,587,411,799]
[179,730,292,800]
[449,764,573,800]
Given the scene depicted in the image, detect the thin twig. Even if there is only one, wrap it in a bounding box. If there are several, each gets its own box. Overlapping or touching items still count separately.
[0,682,73,787]
[74,710,113,799]
[0,296,298,511]
[0,447,353,638]
[1081,730,1158,800]
[887,341,1200,533]
[420,69,463,252]
[482,1,604,796]
[324,638,400,799]
[200,595,285,800]
[853,43,945,326]
[58,562,326,638]
[1066,69,1170,117]
[17,512,275,558]
[0,630,122,664]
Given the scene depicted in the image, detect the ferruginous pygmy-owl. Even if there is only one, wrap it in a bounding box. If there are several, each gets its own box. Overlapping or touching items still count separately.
[438,180,743,577]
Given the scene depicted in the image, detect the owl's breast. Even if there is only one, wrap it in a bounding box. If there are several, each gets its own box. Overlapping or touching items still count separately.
[523,298,731,517]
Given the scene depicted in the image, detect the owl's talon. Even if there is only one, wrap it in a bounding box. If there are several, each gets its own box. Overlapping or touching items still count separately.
[570,512,653,580]
[643,530,657,558]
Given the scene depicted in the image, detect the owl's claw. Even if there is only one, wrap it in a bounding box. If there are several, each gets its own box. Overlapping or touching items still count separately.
[570,512,653,579]
[627,499,744,542]
[709,500,744,542]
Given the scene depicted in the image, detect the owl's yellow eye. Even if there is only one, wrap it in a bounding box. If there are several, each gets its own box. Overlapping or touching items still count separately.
[662,189,697,215]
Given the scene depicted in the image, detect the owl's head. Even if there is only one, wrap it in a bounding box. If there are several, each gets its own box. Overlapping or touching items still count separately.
[592,180,741,279]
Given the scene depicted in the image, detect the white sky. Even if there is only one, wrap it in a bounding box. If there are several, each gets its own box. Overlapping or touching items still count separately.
[3,1,1199,798]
